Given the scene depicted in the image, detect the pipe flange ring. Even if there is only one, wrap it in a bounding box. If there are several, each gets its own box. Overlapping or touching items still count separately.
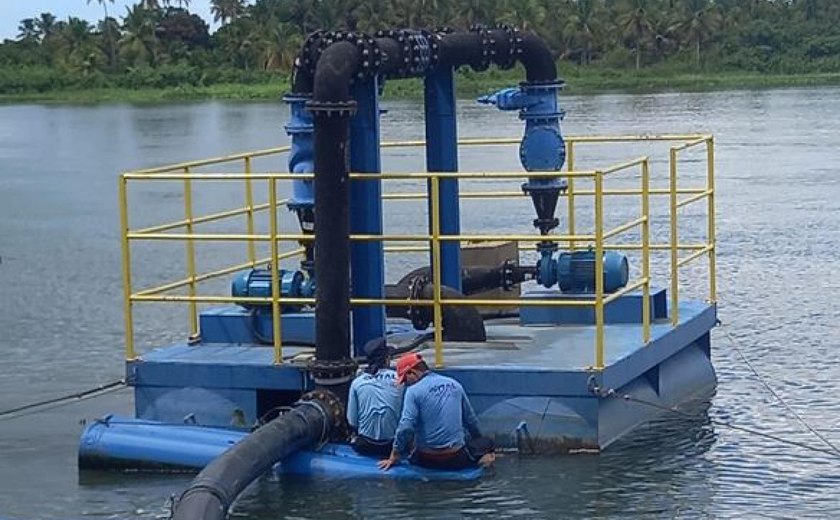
[306,358,358,385]
[301,30,329,73]
[306,99,358,117]
[425,30,441,66]
[494,24,518,70]
[300,389,347,440]
[407,31,431,75]
[469,25,492,71]
[407,275,432,331]
[349,31,379,79]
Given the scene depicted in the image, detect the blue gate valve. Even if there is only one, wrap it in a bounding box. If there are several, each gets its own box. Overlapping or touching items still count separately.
[478,83,567,236]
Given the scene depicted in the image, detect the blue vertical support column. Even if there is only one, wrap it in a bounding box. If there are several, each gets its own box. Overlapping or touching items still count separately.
[424,67,462,291]
[349,78,385,356]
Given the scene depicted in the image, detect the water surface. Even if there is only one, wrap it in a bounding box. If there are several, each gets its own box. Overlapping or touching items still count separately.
[1,88,839,518]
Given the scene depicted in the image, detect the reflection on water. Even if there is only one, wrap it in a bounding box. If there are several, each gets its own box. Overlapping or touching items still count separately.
[2,88,840,518]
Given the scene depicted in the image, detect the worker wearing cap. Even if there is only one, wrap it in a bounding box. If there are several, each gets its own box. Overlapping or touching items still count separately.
[378,352,495,471]
[346,337,403,458]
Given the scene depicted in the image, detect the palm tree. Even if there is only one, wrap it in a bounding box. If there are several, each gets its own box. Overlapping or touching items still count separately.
[671,0,721,68]
[619,0,654,70]
[17,19,39,41]
[87,1,117,68]
[120,4,159,66]
[564,0,601,65]
[35,13,58,42]
[353,0,395,32]
[500,0,546,31]
[259,21,302,70]
[211,0,247,25]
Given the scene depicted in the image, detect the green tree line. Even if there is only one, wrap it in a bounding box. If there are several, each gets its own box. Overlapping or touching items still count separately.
[2,0,840,95]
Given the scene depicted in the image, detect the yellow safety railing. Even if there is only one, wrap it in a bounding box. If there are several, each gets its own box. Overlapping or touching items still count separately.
[119,135,716,371]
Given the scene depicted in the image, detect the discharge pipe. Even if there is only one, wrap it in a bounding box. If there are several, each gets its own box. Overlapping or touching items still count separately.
[290,25,560,364]
[170,391,343,520]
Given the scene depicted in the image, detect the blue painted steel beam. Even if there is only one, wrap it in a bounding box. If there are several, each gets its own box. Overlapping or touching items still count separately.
[349,78,385,356]
[424,68,462,291]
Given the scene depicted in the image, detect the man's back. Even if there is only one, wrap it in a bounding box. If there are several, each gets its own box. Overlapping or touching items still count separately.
[347,368,402,441]
[400,372,478,450]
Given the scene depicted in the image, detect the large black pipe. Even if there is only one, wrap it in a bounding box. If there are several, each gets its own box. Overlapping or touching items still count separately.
[293,28,557,94]
[171,399,332,520]
[517,31,557,82]
[310,41,358,366]
[302,27,557,365]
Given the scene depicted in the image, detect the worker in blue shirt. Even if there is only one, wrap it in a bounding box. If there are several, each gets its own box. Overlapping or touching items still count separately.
[378,352,495,471]
[346,337,403,458]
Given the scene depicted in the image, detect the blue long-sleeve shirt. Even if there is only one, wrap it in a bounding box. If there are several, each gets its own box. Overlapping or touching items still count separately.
[347,368,402,441]
[393,372,481,455]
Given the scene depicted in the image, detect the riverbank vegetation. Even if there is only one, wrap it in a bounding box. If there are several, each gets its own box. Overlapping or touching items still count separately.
[2,0,840,102]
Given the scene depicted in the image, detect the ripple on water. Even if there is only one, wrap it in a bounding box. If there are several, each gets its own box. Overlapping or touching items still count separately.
[3,90,840,518]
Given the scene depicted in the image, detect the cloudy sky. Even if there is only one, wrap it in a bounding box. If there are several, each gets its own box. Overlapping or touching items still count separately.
[1,1,217,41]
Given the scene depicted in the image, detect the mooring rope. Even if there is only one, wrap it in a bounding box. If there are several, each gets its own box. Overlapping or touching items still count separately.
[0,379,127,421]
[717,319,840,456]
[598,387,840,460]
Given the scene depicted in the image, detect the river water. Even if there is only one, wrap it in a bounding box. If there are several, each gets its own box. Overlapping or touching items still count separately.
[1,88,839,519]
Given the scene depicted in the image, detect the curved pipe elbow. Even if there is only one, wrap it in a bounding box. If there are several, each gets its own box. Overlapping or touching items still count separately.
[517,31,557,83]
[312,41,360,104]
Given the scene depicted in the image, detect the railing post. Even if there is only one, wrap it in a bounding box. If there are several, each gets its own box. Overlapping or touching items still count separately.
[430,174,445,368]
[183,166,198,338]
[706,137,717,303]
[641,159,651,344]
[566,140,576,251]
[119,175,136,360]
[268,177,283,365]
[244,156,256,265]
[594,170,605,370]
[669,148,679,326]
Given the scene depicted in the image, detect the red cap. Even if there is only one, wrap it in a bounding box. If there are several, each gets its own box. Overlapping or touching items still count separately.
[395,353,423,385]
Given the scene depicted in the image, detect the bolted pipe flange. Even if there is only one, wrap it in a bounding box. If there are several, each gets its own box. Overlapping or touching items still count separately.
[299,388,348,441]
[407,275,432,331]
[306,358,358,387]
[306,99,358,118]
[407,31,432,75]
[301,30,330,74]
[493,24,518,70]
[469,25,492,72]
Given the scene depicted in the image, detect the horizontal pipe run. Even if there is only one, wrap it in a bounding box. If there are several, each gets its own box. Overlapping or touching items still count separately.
[383,242,711,254]
[124,135,713,177]
[130,146,292,175]
[381,187,708,201]
[602,217,646,240]
[676,189,714,209]
[353,171,596,180]
[126,232,597,243]
[124,173,313,181]
[133,202,275,235]
[127,232,706,249]
[603,278,649,304]
[670,137,709,152]
[124,171,597,182]
[133,249,305,297]
[677,244,714,268]
[568,134,711,144]
[600,156,649,176]
[131,294,603,308]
